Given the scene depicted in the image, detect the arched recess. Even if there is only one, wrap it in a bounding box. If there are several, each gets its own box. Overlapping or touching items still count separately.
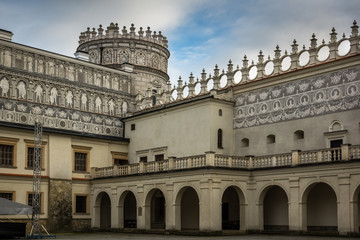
[302,182,338,232]
[144,188,166,229]
[260,185,289,231]
[221,186,246,230]
[352,185,360,233]
[118,190,137,229]
[175,186,200,230]
[94,191,111,229]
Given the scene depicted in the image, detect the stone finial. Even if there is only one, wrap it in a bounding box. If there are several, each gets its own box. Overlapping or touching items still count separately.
[91,28,97,37]
[189,72,194,84]
[214,64,220,77]
[242,55,248,68]
[162,37,168,46]
[274,45,281,59]
[177,76,183,88]
[257,51,264,64]
[330,27,337,43]
[146,27,152,37]
[227,59,233,73]
[342,33,346,38]
[98,25,104,36]
[85,27,91,37]
[158,31,163,41]
[351,20,359,37]
[138,27,144,37]
[152,31,157,40]
[122,26,127,35]
[291,39,298,54]
[310,33,317,49]
[130,23,135,33]
[201,69,207,81]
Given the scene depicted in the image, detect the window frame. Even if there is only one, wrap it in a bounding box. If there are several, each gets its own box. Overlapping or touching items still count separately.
[0,137,19,168]
[72,145,91,173]
[111,151,128,165]
[24,139,46,170]
[217,129,223,149]
[26,191,44,214]
[74,194,90,214]
[0,191,15,201]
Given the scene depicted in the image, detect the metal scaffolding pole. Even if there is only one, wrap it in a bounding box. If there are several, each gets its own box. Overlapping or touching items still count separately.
[29,121,43,237]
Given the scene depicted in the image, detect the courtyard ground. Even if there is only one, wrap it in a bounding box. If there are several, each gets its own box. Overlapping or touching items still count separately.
[54,232,358,240]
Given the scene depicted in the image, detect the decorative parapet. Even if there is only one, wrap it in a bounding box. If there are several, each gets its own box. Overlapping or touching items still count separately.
[91,145,360,179]
[78,23,168,48]
[135,21,360,111]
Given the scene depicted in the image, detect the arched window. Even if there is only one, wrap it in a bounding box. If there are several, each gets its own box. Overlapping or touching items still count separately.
[267,134,275,144]
[218,109,222,116]
[329,120,343,132]
[241,138,249,147]
[218,129,223,148]
[294,130,304,140]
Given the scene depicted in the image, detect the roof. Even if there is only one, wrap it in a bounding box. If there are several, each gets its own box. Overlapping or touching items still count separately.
[0,198,32,215]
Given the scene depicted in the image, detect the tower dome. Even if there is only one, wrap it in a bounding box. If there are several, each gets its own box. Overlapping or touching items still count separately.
[76,23,170,94]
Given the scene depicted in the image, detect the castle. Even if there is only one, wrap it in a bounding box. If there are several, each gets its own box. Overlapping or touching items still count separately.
[0,20,359,235]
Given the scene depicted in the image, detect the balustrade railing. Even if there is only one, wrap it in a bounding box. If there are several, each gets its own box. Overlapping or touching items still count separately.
[91,145,359,179]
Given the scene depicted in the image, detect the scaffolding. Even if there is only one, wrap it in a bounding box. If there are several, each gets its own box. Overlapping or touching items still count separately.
[28,121,55,238]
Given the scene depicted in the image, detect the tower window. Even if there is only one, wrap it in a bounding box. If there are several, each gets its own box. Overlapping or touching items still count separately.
[267,134,275,144]
[294,130,304,140]
[219,109,222,116]
[218,129,223,149]
[241,138,249,147]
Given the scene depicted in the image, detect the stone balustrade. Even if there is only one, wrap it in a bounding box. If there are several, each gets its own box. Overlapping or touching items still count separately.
[135,21,360,111]
[91,144,360,179]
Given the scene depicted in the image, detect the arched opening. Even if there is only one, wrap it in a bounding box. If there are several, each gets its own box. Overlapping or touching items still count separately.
[100,193,111,229]
[267,134,275,144]
[222,187,239,230]
[123,191,137,228]
[176,187,199,230]
[263,186,289,231]
[353,185,360,233]
[294,130,304,140]
[218,129,223,149]
[305,182,337,232]
[241,138,249,147]
[150,189,165,229]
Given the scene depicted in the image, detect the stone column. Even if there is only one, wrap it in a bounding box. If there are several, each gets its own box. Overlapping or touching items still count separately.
[199,179,211,231]
[165,183,174,231]
[246,179,257,231]
[338,174,351,235]
[289,177,300,231]
[111,187,119,228]
[136,185,145,230]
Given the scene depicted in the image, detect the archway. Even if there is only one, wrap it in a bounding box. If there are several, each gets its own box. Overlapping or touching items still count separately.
[263,186,289,230]
[177,187,199,230]
[222,186,240,230]
[123,191,137,228]
[304,182,337,232]
[150,189,165,229]
[99,192,111,229]
[353,185,360,233]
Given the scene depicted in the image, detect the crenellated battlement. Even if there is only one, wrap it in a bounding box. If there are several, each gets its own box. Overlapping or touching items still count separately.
[135,20,360,111]
[78,23,168,48]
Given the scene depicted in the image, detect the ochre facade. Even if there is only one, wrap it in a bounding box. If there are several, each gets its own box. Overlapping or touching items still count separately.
[0,21,360,236]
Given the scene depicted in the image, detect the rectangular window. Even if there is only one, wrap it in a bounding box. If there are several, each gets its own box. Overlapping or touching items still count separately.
[72,145,91,173]
[75,195,88,214]
[0,144,14,167]
[75,152,87,172]
[27,192,44,213]
[140,156,147,163]
[114,159,128,165]
[155,154,164,162]
[131,124,135,131]
[111,151,128,166]
[0,192,13,201]
[25,140,46,170]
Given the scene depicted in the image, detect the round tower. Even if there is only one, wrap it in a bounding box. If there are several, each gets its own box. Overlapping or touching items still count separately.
[76,23,170,94]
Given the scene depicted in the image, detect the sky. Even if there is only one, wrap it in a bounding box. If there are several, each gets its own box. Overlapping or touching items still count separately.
[0,0,359,86]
